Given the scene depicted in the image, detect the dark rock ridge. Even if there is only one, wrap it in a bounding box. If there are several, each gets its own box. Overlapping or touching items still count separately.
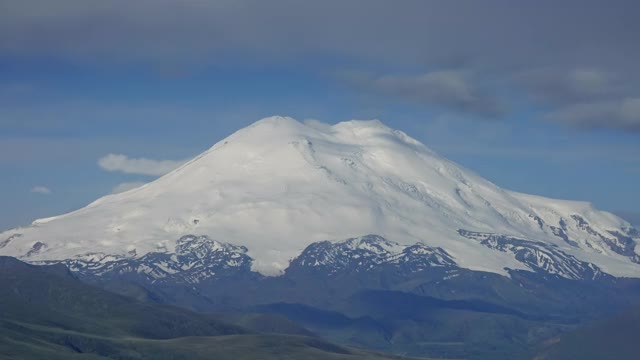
[548,218,580,247]
[287,234,456,276]
[38,234,458,284]
[24,241,47,257]
[34,230,629,283]
[0,233,21,249]
[38,235,253,284]
[570,214,640,263]
[458,229,609,280]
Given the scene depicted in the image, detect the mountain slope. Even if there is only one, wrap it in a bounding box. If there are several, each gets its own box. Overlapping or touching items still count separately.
[0,256,246,339]
[1,116,638,277]
[0,256,424,360]
[534,304,640,360]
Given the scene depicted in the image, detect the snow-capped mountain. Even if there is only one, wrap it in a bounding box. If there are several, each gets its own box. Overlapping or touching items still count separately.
[1,116,639,278]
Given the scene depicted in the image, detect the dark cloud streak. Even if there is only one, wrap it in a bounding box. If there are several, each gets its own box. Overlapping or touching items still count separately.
[341,71,504,118]
[2,0,640,132]
[544,98,640,132]
[2,1,638,68]
[517,68,623,105]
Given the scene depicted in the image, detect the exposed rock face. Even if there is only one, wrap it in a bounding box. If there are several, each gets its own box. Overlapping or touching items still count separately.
[458,230,608,280]
[31,232,614,284]
[287,234,456,275]
[39,235,253,284]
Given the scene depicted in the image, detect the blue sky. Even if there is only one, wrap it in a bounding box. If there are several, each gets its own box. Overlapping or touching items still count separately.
[1,1,640,230]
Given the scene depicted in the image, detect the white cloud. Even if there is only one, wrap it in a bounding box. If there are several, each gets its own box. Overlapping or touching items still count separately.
[31,186,51,194]
[98,153,186,176]
[544,98,640,132]
[111,181,147,194]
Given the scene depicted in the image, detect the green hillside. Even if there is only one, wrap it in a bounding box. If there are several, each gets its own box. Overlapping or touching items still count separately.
[0,256,425,360]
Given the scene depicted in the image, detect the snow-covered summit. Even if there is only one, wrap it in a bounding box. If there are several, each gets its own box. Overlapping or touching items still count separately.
[1,116,638,277]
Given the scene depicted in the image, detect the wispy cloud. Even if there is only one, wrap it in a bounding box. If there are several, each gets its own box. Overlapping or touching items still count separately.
[544,98,640,132]
[413,114,640,166]
[30,186,51,195]
[518,67,621,104]
[341,71,503,118]
[514,67,640,133]
[614,211,640,227]
[98,154,186,176]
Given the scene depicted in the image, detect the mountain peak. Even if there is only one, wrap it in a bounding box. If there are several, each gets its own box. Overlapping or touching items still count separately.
[249,115,304,130]
[236,116,398,143]
[0,116,637,277]
[333,119,388,130]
